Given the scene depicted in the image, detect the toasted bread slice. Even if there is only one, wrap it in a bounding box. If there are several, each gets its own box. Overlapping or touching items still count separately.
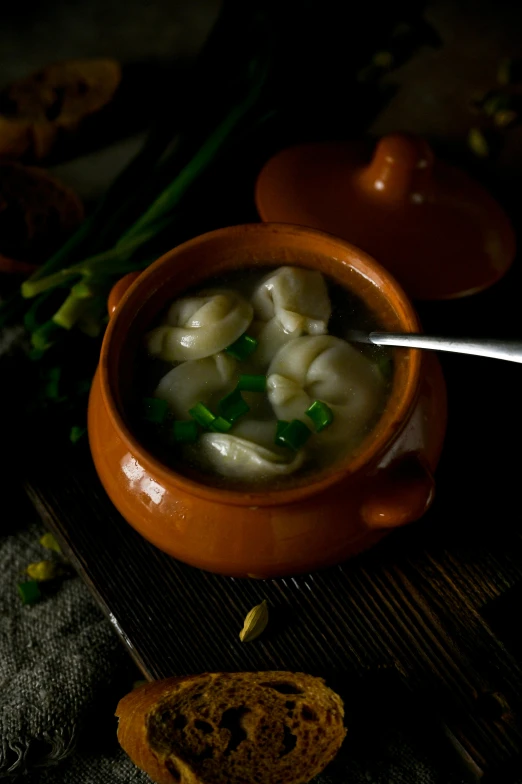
[116,671,346,784]
[0,162,84,264]
[0,58,121,162]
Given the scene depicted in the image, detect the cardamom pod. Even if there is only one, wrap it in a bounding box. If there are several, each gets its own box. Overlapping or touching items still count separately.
[26,560,63,582]
[239,600,268,643]
[494,109,518,128]
[468,127,490,158]
[40,532,62,553]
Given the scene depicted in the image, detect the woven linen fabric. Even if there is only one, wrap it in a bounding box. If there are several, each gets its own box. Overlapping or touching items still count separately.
[0,514,140,779]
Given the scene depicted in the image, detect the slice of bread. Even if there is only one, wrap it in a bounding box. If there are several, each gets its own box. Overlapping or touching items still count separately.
[0,162,84,264]
[116,671,346,784]
[0,59,122,163]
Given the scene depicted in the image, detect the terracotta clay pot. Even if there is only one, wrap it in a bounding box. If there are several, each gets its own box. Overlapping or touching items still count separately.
[255,134,516,300]
[88,223,447,578]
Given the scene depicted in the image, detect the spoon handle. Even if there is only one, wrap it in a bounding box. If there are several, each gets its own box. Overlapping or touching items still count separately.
[369,333,522,363]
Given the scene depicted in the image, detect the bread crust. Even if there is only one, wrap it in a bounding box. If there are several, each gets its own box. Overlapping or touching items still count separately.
[116,671,346,784]
[0,59,122,163]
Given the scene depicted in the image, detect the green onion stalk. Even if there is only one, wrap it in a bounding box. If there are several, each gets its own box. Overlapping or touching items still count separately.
[0,0,437,442]
[21,66,271,346]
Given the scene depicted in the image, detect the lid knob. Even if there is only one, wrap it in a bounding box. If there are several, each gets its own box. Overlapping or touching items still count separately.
[255,133,516,300]
[359,133,434,205]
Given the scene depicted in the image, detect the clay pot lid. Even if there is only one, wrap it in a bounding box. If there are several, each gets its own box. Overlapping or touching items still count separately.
[255,133,516,301]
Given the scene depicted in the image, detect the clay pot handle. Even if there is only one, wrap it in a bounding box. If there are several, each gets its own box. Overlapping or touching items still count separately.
[107,271,142,316]
[358,133,434,205]
[361,453,435,529]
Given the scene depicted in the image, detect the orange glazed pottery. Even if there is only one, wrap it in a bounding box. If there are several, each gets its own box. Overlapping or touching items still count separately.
[255,134,516,300]
[88,223,447,578]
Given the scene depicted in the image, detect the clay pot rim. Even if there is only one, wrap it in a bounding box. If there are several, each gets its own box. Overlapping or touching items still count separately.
[99,222,422,508]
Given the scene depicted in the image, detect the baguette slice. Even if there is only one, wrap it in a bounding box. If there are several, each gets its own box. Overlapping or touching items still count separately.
[0,59,121,162]
[116,671,346,784]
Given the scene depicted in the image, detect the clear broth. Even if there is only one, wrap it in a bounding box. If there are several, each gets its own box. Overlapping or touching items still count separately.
[135,267,394,491]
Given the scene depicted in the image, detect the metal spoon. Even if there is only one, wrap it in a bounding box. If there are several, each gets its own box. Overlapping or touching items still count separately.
[351,332,522,363]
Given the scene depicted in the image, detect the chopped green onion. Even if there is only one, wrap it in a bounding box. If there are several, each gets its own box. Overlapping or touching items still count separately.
[31,320,63,351]
[275,420,290,442]
[43,368,61,400]
[29,348,45,361]
[143,397,168,424]
[40,533,61,553]
[305,400,334,432]
[377,356,393,380]
[237,374,266,392]
[217,389,250,423]
[210,416,233,433]
[52,292,90,330]
[275,419,311,451]
[17,580,41,605]
[70,280,98,299]
[172,421,199,443]
[70,426,87,444]
[189,402,216,428]
[225,333,258,361]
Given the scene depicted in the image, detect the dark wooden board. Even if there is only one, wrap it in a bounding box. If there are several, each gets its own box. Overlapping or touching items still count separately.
[23,247,522,781]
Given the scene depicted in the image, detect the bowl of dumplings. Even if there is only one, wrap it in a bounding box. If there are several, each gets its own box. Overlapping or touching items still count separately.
[88,223,447,577]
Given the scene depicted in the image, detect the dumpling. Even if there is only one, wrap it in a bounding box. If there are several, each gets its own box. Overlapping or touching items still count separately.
[267,335,385,446]
[145,289,253,362]
[251,267,331,336]
[154,353,237,419]
[199,431,305,481]
[230,418,279,450]
[247,318,299,371]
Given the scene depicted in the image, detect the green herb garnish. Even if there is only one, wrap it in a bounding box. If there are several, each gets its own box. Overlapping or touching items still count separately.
[210,416,233,433]
[143,398,169,424]
[70,425,87,444]
[225,334,258,361]
[305,400,334,432]
[275,420,311,451]
[377,356,393,380]
[275,420,290,441]
[237,374,266,392]
[17,580,42,605]
[172,421,199,443]
[217,389,250,423]
[189,402,217,428]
